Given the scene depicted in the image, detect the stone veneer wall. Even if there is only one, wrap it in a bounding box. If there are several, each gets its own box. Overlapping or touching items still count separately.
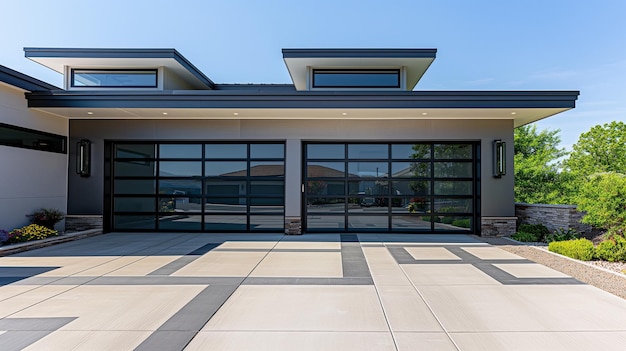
[481,217,517,237]
[65,215,103,233]
[515,203,592,234]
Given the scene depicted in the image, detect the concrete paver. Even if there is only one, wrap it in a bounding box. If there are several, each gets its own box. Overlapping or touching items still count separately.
[0,232,625,351]
[249,251,343,277]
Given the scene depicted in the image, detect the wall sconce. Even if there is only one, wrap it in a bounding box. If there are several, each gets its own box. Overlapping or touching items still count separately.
[493,139,506,178]
[76,139,91,177]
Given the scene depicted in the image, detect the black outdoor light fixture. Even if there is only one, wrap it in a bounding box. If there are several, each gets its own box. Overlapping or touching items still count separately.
[493,139,506,178]
[76,139,91,177]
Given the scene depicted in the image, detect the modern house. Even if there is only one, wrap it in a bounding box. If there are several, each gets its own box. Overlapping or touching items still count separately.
[0,47,579,235]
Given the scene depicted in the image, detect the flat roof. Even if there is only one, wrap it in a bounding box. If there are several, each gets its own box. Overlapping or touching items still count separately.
[15,47,578,127]
[0,65,59,91]
[282,48,437,91]
[24,48,214,89]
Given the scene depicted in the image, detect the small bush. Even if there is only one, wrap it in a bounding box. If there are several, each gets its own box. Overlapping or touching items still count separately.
[545,228,580,243]
[511,231,539,242]
[27,208,65,230]
[441,216,455,224]
[594,235,626,262]
[548,238,595,261]
[8,224,58,243]
[518,223,550,242]
[452,219,471,228]
[0,229,9,245]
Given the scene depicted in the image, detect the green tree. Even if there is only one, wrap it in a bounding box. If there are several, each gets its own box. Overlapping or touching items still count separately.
[566,122,626,236]
[565,121,626,176]
[576,172,626,236]
[514,124,571,204]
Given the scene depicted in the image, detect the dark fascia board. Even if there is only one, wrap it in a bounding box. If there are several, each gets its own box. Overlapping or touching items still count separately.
[214,84,298,92]
[282,48,437,59]
[24,47,215,89]
[0,65,59,91]
[26,90,579,109]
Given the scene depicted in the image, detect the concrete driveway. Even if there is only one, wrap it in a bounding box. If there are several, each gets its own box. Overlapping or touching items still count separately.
[1,232,625,350]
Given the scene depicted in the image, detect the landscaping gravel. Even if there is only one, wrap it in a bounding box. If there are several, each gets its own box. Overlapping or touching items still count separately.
[476,236,626,300]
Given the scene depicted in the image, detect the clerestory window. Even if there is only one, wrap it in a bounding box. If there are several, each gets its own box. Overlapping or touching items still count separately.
[71,69,158,88]
[312,69,401,89]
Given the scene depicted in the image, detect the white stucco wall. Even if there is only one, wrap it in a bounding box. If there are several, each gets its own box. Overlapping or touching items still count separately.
[0,83,68,231]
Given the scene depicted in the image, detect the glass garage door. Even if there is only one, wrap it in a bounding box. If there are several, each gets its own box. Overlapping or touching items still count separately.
[106,142,285,232]
[304,142,479,233]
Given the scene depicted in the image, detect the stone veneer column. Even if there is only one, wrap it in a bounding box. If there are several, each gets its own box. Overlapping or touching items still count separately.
[285,217,302,235]
[481,217,517,237]
[284,139,302,234]
[65,215,103,232]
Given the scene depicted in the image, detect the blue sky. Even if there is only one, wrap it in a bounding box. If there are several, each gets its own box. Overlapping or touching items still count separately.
[1,0,624,150]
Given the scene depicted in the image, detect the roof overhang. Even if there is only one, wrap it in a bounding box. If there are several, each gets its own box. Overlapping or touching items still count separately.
[0,64,59,91]
[282,49,437,91]
[26,90,579,127]
[24,47,214,89]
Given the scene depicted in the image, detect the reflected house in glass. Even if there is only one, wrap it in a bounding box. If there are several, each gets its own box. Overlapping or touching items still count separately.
[0,47,579,235]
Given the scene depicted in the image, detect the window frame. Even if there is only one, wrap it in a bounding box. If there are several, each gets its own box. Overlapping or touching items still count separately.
[0,122,67,154]
[311,68,402,89]
[303,141,480,233]
[106,141,286,232]
[70,68,159,88]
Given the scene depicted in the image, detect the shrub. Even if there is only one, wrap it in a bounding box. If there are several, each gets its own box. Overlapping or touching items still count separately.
[27,208,65,229]
[518,223,550,242]
[407,198,427,213]
[511,231,539,242]
[441,216,455,224]
[8,224,58,243]
[545,228,580,243]
[0,229,9,245]
[452,219,471,228]
[595,235,626,262]
[548,238,595,261]
[575,172,626,236]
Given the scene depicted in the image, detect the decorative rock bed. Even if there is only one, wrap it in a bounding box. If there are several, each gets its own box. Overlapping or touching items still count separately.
[478,236,626,300]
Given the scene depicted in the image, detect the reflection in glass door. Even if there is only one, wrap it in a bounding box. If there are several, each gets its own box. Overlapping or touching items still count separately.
[107,142,285,232]
[303,142,479,233]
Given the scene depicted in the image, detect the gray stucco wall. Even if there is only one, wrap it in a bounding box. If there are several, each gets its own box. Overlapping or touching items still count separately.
[68,118,514,218]
[0,83,68,231]
[162,68,196,90]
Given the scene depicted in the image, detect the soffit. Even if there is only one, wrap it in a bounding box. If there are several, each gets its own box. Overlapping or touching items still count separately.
[32,107,571,127]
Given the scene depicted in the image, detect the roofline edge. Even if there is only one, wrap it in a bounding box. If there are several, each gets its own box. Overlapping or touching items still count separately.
[0,65,59,91]
[282,48,438,59]
[23,47,215,89]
